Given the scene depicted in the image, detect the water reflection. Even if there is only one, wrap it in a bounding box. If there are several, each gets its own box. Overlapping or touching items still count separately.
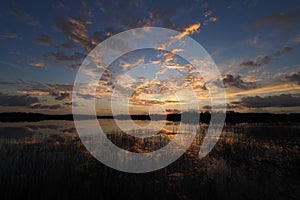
[1,120,299,153]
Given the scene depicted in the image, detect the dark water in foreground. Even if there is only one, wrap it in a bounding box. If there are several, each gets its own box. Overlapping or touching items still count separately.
[0,120,299,200]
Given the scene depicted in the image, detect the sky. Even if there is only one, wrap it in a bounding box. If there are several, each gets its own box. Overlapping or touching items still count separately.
[0,0,300,114]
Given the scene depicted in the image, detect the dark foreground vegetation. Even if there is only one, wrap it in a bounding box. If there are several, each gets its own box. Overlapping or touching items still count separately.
[0,121,299,200]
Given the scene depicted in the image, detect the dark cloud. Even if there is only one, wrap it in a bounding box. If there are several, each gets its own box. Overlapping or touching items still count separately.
[47,83,73,93]
[241,47,293,67]
[90,31,106,44]
[98,0,144,28]
[33,33,52,45]
[165,109,181,113]
[202,104,238,110]
[0,93,39,107]
[30,103,61,109]
[164,100,180,104]
[274,47,293,57]
[105,27,122,36]
[77,93,94,100]
[244,9,300,30]
[63,102,72,106]
[0,81,16,85]
[97,0,176,29]
[232,94,300,108]
[241,55,271,67]
[19,82,73,101]
[11,9,40,26]
[51,92,70,100]
[286,72,300,85]
[21,82,71,93]
[61,42,77,49]
[53,17,94,52]
[148,9,175,28]
[125,9,177,29]
[43,51,86,62]
[202,105,211,110]
[53,16,119,52]
[52,1,178,53]
[130,99,165,106]
[222,74,256,89]
[67,63,81,70]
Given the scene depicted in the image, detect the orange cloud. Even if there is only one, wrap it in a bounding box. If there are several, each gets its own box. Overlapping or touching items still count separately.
[227,83,300,98]
[30,62,45,67]
[173,23,201,40]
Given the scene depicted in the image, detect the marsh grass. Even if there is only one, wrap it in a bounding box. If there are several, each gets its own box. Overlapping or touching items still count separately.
[0,121,299,200]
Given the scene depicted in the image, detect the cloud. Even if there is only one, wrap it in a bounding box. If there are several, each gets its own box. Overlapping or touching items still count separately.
[202,10,218,25]
[53,1,212,58]
[52,92,70,100]
[205,17,218,23]
[148,9,176,29]
[203,16,218,25]
[61,42,77,49]
[119,58,145,71]
[156,23,201,50]
[286,72,300,85]
[90,31,106,44]
[18,82,73,101]
[67,63,81,70]
[221,74,256,89]
[202,104,238,110]
[273,47,293,57]
[227,82,300,98]
[232,94,300,108]
[43,51,86,62]
[11,9,40,26]
[30,103,61,109]
[29,62,45,67]
[293,34,300,43]
[244,9,300,31]
[105,27,122,37]
[0,32,18,39]
[53,15,128,53]
[0,93,39,107]
[0,84,68,111]
[165,109,181,113]
[53,17,94,52]
[33,33,52,45]
[129,99,165,106]
[241,55,271,67]
[97,0,175,29]
[241,46,293,67]
[173,23,201,40]
[0,81,16,85]
[63,102,72,106]
[203,10,213,18]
